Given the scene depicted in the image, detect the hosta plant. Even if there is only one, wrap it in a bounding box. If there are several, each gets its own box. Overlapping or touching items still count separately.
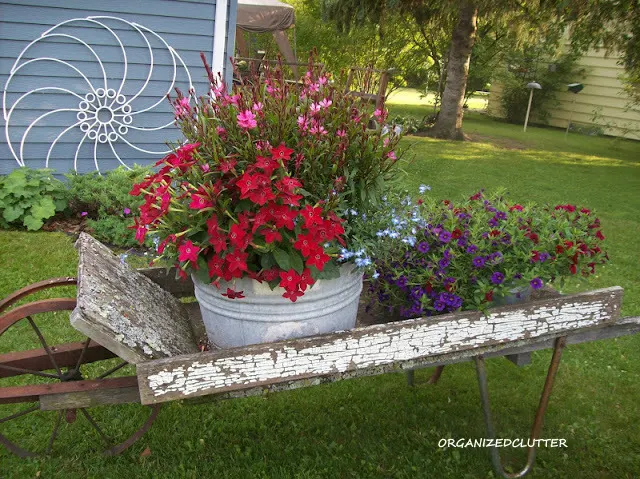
[131,56,403,301]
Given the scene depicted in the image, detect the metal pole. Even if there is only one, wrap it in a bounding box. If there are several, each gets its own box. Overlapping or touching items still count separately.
[523,89,534,132]
[565,97,576,139]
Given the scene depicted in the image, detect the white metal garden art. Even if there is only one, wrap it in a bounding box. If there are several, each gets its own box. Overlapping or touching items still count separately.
[3,16,194,173]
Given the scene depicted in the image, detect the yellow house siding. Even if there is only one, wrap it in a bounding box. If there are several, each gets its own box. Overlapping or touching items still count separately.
[487,46,640,140]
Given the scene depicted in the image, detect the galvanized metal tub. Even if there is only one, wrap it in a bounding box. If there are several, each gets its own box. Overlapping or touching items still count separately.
[192,265,363,348]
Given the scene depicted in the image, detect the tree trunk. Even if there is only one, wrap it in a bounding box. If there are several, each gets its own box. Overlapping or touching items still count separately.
[430,2,478,140]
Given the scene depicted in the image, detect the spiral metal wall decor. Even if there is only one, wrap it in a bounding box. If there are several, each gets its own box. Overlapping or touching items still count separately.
[3,16,194,173]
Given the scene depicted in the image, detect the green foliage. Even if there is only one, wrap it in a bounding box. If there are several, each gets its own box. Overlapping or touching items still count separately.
[497,46,581,125]
[65,166,151,247]
[0,168,68,231]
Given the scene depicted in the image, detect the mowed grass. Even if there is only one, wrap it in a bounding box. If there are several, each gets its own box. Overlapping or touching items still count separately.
[1,105,639,477]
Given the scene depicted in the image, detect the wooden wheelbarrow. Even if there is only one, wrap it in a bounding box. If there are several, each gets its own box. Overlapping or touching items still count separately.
[1,233,638,478]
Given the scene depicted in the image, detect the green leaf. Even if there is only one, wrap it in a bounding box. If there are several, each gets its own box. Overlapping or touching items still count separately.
[309,261,341,280]
[22,214,44,231]
[30,196,56,221]
[2,204,24,223]
[54,198,68,212]
[260,253,276,270]
[273,248,292,271]
[194,257,210,284]
[289,250,304,274]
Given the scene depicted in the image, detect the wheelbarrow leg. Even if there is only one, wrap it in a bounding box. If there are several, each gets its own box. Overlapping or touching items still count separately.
[474,336,567,479]
[406,365,446,387]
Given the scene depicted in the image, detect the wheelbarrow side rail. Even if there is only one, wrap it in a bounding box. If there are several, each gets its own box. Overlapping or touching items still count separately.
[137,286,625,406]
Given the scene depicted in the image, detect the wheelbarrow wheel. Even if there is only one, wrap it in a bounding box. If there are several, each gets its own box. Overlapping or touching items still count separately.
[0,278,160,457]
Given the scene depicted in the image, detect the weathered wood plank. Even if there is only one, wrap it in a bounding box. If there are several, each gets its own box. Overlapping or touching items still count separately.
[183,315,640,404]
[137,287,624,404]
[71,233,198,364]
[40,386,140,410]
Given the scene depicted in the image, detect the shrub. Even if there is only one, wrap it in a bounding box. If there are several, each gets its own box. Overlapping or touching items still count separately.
[66,166,151,247]
[0,168,68,231]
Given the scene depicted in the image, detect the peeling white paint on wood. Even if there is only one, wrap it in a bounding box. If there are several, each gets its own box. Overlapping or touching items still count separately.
[139,287,622,404]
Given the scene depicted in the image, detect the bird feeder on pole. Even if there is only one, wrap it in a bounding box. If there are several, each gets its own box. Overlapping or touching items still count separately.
[565,83,584,138]
[523,82,542,132]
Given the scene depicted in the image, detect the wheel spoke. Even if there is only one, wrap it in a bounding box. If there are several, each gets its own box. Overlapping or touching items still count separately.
[27,316,62,377]
[80,408,111,446]
[73,337,92,372]
[98,361,128,379]
[0,363,61,379]
[0,404,39,424]
[45,410,63,454]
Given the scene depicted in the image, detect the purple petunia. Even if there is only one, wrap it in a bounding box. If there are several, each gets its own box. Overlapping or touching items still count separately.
[472,256,485,268]
[395,275,409,288]
[491,271,505,285]
[530,277,543,290]
[488,217,499,227]
[439,257,451,269]
[417,241,430,253]
[433,300,446,311]
[439,230,452,243]
[466,244,478,254]
[539,252,550,262]
[495,211,507,220]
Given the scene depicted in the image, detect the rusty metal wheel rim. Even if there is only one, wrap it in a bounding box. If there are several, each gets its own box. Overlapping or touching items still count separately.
[1,281,160,457]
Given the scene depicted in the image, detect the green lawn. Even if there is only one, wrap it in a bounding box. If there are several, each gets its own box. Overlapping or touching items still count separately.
[1,108,639,477]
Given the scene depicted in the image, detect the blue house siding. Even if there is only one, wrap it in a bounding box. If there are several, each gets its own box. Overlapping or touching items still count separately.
[0,0,237,174]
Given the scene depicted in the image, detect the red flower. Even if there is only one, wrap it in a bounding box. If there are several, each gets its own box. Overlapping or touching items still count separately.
[207,255,225,278]
[275,177,302,193]
[580,208,591,215]
[570,263,577,275]
[262,229,282,244]
[189,189,213,210]
[248,187,276,206]
[293,233,318,258]
[300,205,324,229]
[178,240,199,263]
[306,249,331,270]
[271,144,294,161]
[225,250,248,273]
[229,223,248,249]
[556,244,564,254]
[564,240,575,249]
[279,269,301,290]
[255,156,278,175]
[509,204,523,212]
[261,267,280,282]
[470,192,483,201]
[452,228,463,239]
[222,288,245,299]
[489,229,500,238]
[281,193,303,207]
[273,206,298,230]
[525,232,539,244]
[595,230,605,240]
[237,172,260,197]
[282,289,304,302]
[218,158,237,173]
[485,290,494,302]
[531,250,540,262]
[298,269,315,291]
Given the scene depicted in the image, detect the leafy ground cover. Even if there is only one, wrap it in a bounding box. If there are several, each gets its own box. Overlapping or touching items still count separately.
[1,98,638,477]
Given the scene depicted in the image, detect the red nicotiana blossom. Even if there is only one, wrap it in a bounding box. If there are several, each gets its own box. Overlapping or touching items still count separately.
[261,229,282,244]
[279,269,301,291]
[273,206,298,230]
[208,254,225,278]
[293,232,318,258]
[306,249,331,270]
[299,269,315,291]
[218,158,237,173]
[275,176,302,194]
[255,156,278,176]
[189,189,213,210]
[283,289,304,302]
[178,240,199,263]
[225,250,249,273]
[222,288,245,299]
[300,205,324,229]
[229,223,248,249]
[271,144,294,161]
[261,267,280,282]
